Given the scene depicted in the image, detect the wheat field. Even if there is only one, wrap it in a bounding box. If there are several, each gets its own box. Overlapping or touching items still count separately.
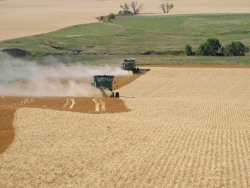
[1,67,250,187]
[1,0,250,187]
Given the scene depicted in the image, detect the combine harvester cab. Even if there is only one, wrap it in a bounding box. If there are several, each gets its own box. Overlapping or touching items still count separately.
[121,58,150,74]
[91,75,119,98]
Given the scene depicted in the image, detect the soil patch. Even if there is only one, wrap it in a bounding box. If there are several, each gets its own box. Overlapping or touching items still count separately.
[0,105,15,154]
[2,48,31,58]
[0,96,129,154]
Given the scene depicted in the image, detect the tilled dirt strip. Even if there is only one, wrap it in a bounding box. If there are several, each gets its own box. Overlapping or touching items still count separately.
[0,96,129,154]
[0,105,15,154]
[0,96,129,113]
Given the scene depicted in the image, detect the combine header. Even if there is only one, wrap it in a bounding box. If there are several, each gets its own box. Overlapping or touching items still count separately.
[91,75,119,98]
[121,58,150,74]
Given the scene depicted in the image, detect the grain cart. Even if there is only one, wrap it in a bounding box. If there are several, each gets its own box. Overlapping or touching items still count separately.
[121,58,150,74]
[91,75,119,98]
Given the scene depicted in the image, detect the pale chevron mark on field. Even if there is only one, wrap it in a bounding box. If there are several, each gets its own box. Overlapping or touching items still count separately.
[92,98,106,112]
[99,99,105,111]
[63,98,70,108]
[19,98,34,105]
[92,98,99,112]
[69,98,75,109]
[63,97,75,109]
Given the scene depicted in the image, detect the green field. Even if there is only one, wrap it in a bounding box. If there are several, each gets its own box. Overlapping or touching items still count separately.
[0,14,249,66]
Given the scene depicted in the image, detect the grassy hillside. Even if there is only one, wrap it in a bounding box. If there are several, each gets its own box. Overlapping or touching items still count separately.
[0,14,249,66]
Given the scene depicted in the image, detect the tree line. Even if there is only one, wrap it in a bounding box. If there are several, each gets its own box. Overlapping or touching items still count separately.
[185,38,249,56]
[100,1,174,21]
[118,1,174,15]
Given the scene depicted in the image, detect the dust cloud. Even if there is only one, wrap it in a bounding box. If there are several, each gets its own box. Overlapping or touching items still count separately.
[0,56,131,97]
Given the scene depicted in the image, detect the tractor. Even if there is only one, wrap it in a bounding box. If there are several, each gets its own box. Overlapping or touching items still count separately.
[121,58,150,74]
[91,75,119,98]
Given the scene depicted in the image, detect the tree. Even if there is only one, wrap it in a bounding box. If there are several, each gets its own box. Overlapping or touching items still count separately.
[224,41,249,56]
[160,3,166,13]
[107,13,115,20]
[196,38,222,56]
[120,3,131,15]
[160,2,174,13]
[166,3,174,13]
[99,16,104,21]
[184,45,193,56]
[130,1,143,14]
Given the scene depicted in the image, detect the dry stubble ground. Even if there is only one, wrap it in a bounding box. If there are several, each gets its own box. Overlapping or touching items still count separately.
[0,67,250,187]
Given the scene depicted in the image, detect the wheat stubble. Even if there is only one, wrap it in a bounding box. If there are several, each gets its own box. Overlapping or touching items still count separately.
[0,67,250,187]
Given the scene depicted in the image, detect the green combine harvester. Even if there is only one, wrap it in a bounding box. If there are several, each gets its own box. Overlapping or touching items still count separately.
[121,58,150,74]
[91,58,150,98]
[91,75,119,98]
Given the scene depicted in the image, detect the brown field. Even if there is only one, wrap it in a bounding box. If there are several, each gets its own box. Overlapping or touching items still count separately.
[1,0,250,187]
